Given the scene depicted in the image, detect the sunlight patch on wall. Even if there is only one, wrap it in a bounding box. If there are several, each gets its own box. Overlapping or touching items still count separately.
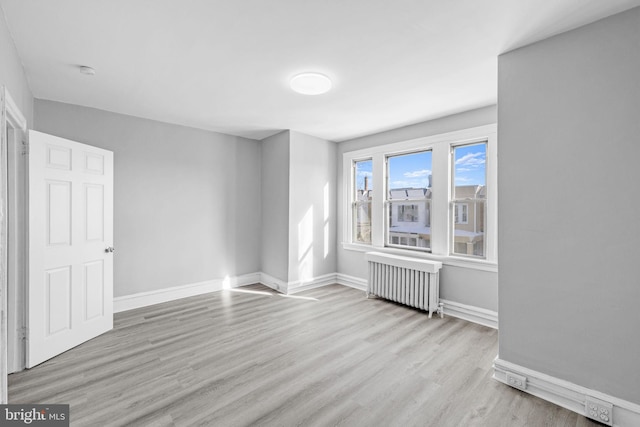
[323,183,330,259]
[298,206,314,282]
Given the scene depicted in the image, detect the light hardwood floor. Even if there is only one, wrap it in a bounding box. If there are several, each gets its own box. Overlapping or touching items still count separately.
[9,284,597,426]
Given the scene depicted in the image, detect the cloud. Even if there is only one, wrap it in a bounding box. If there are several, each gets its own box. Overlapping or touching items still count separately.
[455,177,473,185]
[455,152,485,167]
[456,168,471,172]
[403,169,431,178]
[392,179,428,188]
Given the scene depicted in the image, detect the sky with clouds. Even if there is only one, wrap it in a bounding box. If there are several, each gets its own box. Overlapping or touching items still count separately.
[454,143,486,186]
[355,142,486,192]
[388,151,432,189]
[355,160,373,191]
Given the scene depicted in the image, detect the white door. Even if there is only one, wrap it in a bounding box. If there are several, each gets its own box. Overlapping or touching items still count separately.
[27,130,113,368]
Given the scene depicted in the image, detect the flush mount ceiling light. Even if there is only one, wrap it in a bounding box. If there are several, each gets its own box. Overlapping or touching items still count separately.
[290,72,332,95]
[79,65,96,75]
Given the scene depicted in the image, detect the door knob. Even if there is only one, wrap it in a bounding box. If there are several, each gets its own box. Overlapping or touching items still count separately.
[105,247,115,253]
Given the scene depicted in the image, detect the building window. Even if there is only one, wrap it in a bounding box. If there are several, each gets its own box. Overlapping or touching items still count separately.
[398,205,419,222]
[454,203,468,224]
[386,150,432,250]
[451,142,486,257]
[342,124,497,266]
[353,159,372,244]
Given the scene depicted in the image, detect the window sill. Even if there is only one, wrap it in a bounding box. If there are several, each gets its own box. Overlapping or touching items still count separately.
[341,242,498,273]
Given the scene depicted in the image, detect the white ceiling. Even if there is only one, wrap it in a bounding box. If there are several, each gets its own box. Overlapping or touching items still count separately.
[2,0,639,142]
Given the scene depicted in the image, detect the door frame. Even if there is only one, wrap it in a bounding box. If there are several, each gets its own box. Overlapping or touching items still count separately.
[1,86,28,403]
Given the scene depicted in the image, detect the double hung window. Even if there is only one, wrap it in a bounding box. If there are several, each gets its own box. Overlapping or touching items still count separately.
[385,150,432,250]
[343,124,497,266]
[352,159,372,244]
[451,142,487,257]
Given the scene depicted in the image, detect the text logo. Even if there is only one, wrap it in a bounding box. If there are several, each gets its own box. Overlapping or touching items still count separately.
[1,405,69,426]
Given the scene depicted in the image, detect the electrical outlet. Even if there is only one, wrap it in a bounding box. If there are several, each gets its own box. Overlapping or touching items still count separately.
[505,371,527,391]
[585,396,613,426]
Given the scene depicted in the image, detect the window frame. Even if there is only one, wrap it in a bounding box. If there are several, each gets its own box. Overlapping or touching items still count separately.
[342,124,497,272]
[450,140,488,259]
[351,158,373,245]
[384,149,433,252]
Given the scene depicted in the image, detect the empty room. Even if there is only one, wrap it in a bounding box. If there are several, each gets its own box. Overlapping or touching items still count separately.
[1,1,639,426]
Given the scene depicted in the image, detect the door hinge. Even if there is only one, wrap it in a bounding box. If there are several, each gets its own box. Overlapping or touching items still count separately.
[21,140,29,156]
[19,326,27,340]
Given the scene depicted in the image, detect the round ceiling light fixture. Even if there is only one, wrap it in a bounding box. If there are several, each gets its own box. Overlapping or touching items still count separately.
[290,72,332,95]
[79,65,96,75]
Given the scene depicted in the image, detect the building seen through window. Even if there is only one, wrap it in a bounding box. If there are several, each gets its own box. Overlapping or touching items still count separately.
[387,150,432,250]
[353,159,372,244]
[452,143,486,257]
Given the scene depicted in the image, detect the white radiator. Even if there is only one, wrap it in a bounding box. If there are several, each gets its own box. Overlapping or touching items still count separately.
[365,252,443,318]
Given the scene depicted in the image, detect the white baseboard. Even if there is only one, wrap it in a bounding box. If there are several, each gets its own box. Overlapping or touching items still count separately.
[287,273,338,294]
[335,273,367,291]
[114,273,499,333]
[494,358,640,427]
[259,272,289,294]
[113,272,260,313]
[260,272,339,294]
[331,275,496,329]
[440,299,498,329]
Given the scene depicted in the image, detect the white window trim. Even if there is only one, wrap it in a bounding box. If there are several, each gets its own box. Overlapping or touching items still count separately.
[342,124,497,272]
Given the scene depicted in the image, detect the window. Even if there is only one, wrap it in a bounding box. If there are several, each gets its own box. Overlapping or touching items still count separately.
[454,203,468,224]
[386,151,432,250]
[352,159,372,244]
[343,124,497,267]
[398,205,419,222]
[452,142,486,257]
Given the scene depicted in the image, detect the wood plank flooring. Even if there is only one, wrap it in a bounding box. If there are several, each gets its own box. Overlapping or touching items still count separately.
[9,284,597,426]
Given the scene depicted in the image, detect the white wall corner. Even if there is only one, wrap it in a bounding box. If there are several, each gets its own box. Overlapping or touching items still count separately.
[335,273,367,291]
[493,358,640,427]
[113,272,260,313]
[440,299,498,329]
[259,272,289,294]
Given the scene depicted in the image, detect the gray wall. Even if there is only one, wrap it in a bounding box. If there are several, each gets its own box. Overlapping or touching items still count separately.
[0,10,32,125]
[498,7,640,404]
[336,106,499,311]
[34,100,262,298]
[288,131,337,283]
[260,131,290,282]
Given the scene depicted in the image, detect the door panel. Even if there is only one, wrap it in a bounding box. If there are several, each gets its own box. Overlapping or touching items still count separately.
[83,260,104,321]
[45,266,71,335]
[46,180,72,246]
[84,184,104,241]
[28,130,113,368]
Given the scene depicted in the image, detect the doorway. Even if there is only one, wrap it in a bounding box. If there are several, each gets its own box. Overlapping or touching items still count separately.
[1,87,28,403]
[6,113,27,373]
